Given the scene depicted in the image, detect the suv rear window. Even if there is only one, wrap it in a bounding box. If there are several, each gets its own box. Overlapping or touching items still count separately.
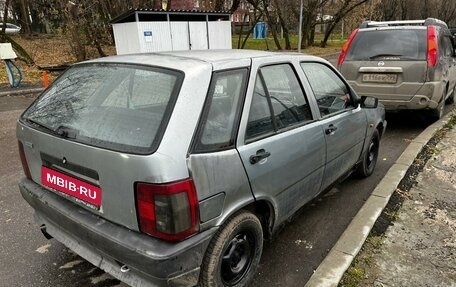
[22,63,183,154]
[346,29,427,61]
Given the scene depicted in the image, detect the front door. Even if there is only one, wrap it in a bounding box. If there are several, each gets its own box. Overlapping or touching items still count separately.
[300,62,367,191]
[237,62,326,223]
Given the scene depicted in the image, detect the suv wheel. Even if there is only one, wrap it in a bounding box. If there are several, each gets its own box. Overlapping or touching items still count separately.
[199,211,263,287]
[356,129,379,178]
[429,99,444,122]
[445,87,455,105]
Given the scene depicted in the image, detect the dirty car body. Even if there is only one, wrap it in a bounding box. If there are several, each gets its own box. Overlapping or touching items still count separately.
[338,18,456,122]
[17,50,386,287]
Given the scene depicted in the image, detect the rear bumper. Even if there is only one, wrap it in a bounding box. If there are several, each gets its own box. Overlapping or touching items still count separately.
[19,178,217,287]
[348,81,444,111]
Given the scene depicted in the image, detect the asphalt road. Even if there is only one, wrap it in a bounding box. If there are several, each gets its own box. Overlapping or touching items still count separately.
[0,94,454,287]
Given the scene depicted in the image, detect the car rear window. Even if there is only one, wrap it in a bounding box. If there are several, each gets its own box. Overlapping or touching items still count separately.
[22,63,183,154]
[346,29,427,61]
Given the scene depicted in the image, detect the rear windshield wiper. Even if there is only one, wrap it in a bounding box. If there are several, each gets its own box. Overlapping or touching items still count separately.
[23,118,79,139]
[369,54,403,60]
[23,118,56,134]
[55,125,79,139]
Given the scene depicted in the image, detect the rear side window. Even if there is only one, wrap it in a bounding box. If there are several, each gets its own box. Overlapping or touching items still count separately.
[441,36,454,58]
[346,29,427,61]
[22,63,183,154]
[193,69,248,152]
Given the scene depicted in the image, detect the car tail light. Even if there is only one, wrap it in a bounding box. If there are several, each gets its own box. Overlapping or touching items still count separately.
[135,178,199,242]
[18,141,32,179]
[337,28,359,68]
[427,26,438,67]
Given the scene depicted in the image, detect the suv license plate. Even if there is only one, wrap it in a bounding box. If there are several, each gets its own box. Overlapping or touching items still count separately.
[362,74,397,83]
[41,166,102,207]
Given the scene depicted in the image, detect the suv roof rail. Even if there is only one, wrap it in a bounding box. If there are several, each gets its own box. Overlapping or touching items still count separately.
[423,18,448,29]
[360,18,448,29]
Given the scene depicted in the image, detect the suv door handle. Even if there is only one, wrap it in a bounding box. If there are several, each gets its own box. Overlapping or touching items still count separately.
[249,149,271,164]
[325,124,338,135]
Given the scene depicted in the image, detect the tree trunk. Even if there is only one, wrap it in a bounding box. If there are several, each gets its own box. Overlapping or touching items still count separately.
[2,0,10,34]
[65,3,86,61]
[274,0,291,50]
[19,0,32,35]
[241,12,263,49]
[230,0,241,12]
[238,13,247,49]
[263,1,282,50]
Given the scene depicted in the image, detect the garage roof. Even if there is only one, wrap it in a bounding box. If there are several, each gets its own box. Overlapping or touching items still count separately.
[111,8,231,24]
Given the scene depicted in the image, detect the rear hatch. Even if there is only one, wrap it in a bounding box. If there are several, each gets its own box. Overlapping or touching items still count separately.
[340,27,428,102]
[18,63,184,231]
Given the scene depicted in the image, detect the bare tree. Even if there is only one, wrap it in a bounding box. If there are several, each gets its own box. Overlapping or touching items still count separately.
[320,0,369,47]
[273,0,291,49]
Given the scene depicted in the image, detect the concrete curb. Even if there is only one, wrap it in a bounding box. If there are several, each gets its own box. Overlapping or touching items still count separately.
[304,111,455,287]
[0,87,44,97]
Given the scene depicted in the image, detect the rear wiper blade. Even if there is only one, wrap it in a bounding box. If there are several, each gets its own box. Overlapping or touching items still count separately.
[23,118,56,134]
[369,54,402,59]
[55,125,79,139]
[23,118,79,139]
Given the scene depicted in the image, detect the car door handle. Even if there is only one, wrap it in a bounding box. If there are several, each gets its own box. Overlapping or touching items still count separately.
[325,124,338,135]
[249,149,271,164]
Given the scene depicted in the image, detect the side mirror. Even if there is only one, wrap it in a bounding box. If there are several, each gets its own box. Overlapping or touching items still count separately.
[360,96,378,109]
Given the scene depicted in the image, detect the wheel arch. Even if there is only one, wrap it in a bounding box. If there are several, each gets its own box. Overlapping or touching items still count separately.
[242,199,276,239]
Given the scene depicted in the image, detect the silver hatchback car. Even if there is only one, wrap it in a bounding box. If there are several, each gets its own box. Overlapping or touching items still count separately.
[17,50,386,287]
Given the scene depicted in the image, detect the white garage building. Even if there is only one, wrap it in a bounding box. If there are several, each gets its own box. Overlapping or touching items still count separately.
[111,9,232,55]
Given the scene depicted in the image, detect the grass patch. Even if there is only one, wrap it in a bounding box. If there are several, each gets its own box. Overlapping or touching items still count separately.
[343,266,365,287]
[232,34,344,54]
[339,235,384,287]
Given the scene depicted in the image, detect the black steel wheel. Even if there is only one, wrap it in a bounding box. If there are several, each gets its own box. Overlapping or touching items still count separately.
[356,129,380,178]
[199,211,263,287]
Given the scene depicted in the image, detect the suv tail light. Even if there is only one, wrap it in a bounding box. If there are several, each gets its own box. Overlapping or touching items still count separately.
[18,141,32,179]
[337,28,359,68]
[135,179,199,242]
[427,26,438,67]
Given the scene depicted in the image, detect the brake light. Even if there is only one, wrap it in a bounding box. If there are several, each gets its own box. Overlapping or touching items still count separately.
[18,141,32,179]
[337,28,359,68]
[135,179,199,242]
[427,26,438,67]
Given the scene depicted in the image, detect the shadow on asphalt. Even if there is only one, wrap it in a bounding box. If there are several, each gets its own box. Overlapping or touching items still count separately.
[386,110,434,130]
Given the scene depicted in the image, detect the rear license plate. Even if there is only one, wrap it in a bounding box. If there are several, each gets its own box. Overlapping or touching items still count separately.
[41,166,102,207]
[362,73,397,83]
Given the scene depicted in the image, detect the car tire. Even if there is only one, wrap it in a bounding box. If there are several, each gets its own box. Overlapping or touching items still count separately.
[445,87,455,105]
[199,211,263,287]
[356,129,379,178]
[429,99,444,123]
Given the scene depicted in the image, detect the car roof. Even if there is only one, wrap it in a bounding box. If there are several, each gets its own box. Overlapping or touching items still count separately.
[81,49,322,72]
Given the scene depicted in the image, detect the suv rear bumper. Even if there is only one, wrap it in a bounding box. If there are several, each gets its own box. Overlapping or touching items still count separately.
[19,178,217,287]
[348,81,444,111]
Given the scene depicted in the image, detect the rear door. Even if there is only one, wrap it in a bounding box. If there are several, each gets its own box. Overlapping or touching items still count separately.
[340,28,428,105]
[237,59,326,223]
[301,62,367,191]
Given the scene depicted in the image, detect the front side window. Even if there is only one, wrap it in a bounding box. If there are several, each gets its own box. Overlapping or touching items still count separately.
[193,69,248,152]
[22,63,183,154]
[246,64,312,140]
[301,62,352,117]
